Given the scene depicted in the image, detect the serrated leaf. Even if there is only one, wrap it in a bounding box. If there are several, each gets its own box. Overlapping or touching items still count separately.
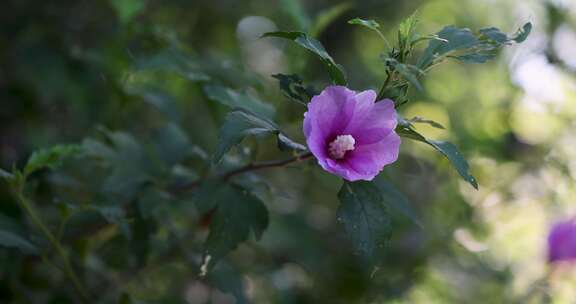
[213,110,306,163]
[207,262,249,304]
[271,73,316,105]
[262,31,347,85]
[396,125,478,189]
[398,11,419,49]
[204,84,276,119]
[0,230,39,255]
[417,26,479,69]
[310,2,353,37]
[337,181,391,264]
[24,144,82,176]
[419,23,532,69]
[199,183,269,268]
[373,176,423,228]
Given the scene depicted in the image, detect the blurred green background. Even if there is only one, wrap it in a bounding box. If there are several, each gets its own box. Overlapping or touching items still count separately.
[1,0,576,303]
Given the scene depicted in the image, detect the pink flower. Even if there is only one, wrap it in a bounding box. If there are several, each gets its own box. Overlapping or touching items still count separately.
[548,218,576,263]
[303,86,400,181]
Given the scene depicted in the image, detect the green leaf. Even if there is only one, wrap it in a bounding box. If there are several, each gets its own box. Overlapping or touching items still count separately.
[24,144,82,176]
[110,0,145,24]
[348,18,393,49]
[271,74,316,105]
[213,110,306,163]
[417,26,479,69]
[96,131,151,199]
[418,23,532,69]
[207,262,249,304]
[262,31,347,85]
[428,140,478,189]
[152,123,192,167]
[82,138,116,160]
[310,3,353,37]
[95,205,131,238]
[449,53,496,64]
[0,230,39,255]
[213,110,277,163]
[337,181,391,264]
[512,22,532,43]
[348,18,381,32]
[396,125,478,189]
[479,27,509,43]
[384,58,424,91]
[406,116,445,129]
[277,133,307,152]
[134,48,210,81]
[204,84,276,119]
[398,11,419,49]
[373,176,423,228]
[199,183,269,268]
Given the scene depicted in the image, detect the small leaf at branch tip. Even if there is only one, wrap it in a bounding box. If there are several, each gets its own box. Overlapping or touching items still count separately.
[24,144,82,176]
[408,116,446,129]
[348,18,380,29]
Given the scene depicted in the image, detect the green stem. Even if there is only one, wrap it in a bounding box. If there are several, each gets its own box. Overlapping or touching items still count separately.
[14,190,91,303]
[377,71,394,100]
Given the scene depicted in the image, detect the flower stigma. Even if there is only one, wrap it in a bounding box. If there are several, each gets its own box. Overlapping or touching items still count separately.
[328,134,356,159]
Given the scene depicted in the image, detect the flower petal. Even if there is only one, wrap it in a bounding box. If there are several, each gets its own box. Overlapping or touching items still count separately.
[345,131,401,179]
[548,220,576,262]
[306,86,356,139]
[344,96,397,145]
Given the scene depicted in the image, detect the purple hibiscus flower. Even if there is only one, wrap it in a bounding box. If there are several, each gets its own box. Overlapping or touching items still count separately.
[303,86,401,181]
[548,218,576,263]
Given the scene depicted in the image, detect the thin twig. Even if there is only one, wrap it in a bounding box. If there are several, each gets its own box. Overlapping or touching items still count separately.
[14,191,91,303]
[222,152,313,181]
[172,152,313,193]
[377,71,394,100]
